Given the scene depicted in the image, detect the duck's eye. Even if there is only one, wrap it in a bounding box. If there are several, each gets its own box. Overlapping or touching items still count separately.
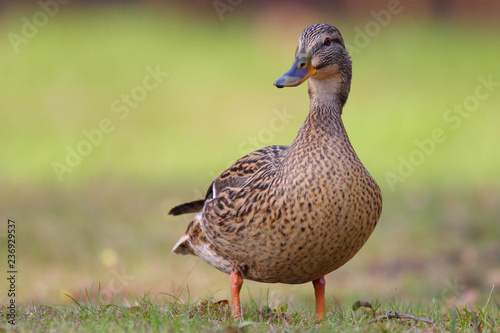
[323,37,332,46]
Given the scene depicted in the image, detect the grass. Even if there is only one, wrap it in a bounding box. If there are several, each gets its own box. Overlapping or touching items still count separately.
[2,288,498,332]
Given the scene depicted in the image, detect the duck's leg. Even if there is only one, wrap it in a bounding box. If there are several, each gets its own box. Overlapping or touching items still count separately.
[312,276,326,319]
[230,271,243,319]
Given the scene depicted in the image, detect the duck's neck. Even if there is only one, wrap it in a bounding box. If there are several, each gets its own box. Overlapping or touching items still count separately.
[309,76,343,107]
[298,77,346,139]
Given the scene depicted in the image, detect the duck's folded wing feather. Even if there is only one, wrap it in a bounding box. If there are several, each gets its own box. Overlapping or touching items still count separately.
[168,145,288,216]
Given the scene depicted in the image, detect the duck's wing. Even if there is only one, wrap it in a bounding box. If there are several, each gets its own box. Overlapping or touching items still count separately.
[168,145,288,216]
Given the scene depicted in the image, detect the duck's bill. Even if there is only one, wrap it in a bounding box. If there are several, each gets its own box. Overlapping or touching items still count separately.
[274,53,316,88]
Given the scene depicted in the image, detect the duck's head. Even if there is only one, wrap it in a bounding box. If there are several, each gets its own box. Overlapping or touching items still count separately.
[274,24,352,107]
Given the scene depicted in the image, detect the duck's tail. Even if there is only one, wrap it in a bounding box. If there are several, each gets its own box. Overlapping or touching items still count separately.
[168,199,205,216]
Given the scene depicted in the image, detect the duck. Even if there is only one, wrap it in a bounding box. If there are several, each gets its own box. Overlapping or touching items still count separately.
[169,23,383,320]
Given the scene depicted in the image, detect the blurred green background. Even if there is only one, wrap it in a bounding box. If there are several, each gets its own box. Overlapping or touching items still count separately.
[0,0,499,311]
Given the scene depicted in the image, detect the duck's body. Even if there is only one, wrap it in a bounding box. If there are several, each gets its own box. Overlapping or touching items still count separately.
[170,23,382,319]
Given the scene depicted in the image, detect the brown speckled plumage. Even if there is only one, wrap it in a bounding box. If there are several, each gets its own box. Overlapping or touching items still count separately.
[170,23,382,318]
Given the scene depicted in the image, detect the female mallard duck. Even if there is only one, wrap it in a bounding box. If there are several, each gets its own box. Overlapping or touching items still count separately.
[170,23,382,319]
